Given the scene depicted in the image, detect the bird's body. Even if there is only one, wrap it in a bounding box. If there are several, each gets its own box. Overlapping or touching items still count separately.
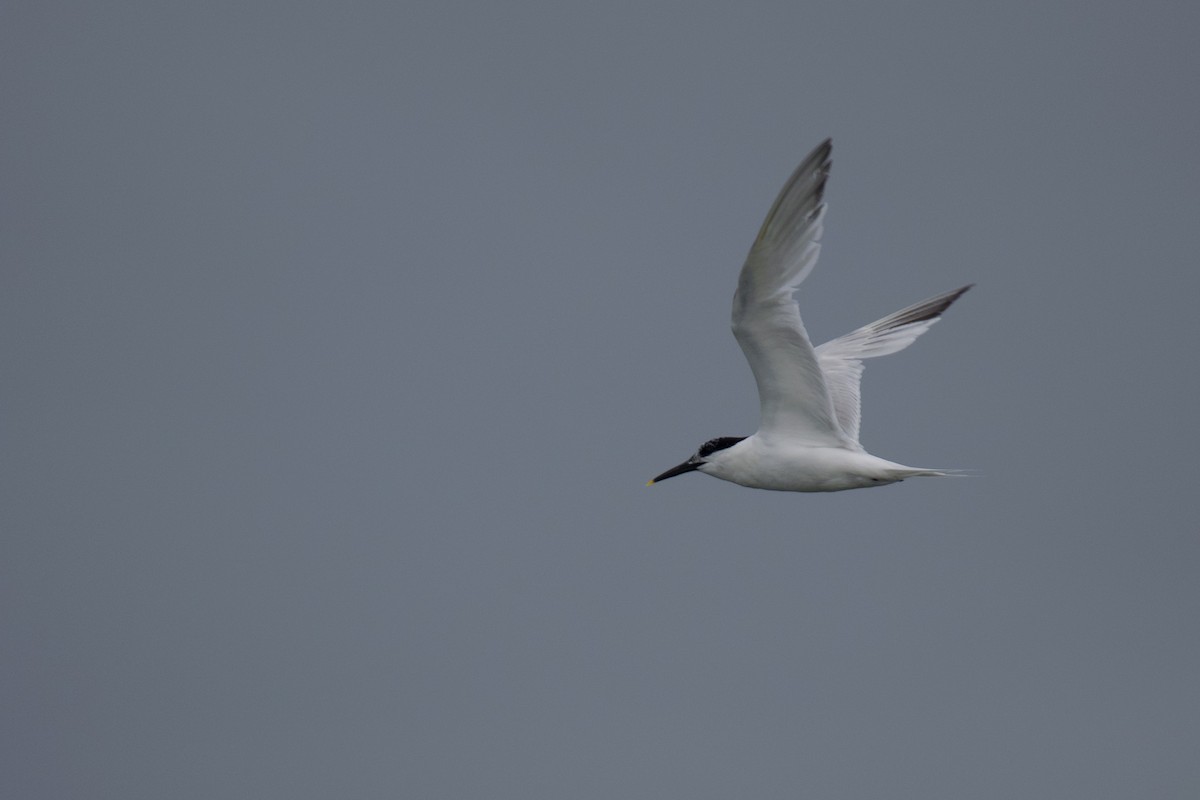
[649,139,971,493]
[697,440,947,493]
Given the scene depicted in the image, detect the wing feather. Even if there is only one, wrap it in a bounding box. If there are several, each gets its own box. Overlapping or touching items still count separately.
[732,139,850,446]
[815,285,972,442]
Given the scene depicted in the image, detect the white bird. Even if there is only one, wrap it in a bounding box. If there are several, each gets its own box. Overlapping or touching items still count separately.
[648,139,971,492]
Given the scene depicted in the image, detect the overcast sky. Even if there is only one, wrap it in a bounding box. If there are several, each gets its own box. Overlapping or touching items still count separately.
[4,2,1199,798]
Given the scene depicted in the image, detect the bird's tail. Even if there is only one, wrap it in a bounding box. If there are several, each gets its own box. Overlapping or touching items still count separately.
[896,467,977,479]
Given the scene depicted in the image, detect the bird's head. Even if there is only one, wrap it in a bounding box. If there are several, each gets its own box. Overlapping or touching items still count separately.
[647,436,746,485]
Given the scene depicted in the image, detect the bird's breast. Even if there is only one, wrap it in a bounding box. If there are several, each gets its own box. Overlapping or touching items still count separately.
[701,440,898,492]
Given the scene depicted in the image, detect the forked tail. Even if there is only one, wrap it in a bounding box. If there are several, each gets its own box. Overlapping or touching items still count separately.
[896,468,976,479]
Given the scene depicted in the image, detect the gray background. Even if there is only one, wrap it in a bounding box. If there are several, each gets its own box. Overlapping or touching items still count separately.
[4,1,1199,798]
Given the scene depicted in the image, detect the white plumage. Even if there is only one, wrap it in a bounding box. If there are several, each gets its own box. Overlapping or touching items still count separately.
[649,139,971,492]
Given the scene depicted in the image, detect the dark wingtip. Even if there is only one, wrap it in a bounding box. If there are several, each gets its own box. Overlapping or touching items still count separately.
[940,284,974,313]
[754,139,835,245]
[936,284,973,312]
[882,284,974,330]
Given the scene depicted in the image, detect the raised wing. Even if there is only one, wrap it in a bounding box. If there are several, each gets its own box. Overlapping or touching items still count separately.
[815,285,972,443]
[731,139,851,446]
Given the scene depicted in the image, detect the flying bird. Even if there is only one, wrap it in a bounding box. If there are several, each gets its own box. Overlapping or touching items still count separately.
[649,139,971,492]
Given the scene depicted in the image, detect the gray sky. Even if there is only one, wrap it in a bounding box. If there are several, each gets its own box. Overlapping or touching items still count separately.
[4,1,1199,798]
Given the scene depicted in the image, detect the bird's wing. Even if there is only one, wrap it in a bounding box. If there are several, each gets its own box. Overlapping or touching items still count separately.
[815,285,972,443]
[731,139,851,446]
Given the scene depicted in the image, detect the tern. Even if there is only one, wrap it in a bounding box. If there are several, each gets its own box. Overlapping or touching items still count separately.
[648,139,971,492]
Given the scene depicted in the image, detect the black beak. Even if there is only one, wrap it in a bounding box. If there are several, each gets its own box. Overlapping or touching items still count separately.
[648,458,701,485]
